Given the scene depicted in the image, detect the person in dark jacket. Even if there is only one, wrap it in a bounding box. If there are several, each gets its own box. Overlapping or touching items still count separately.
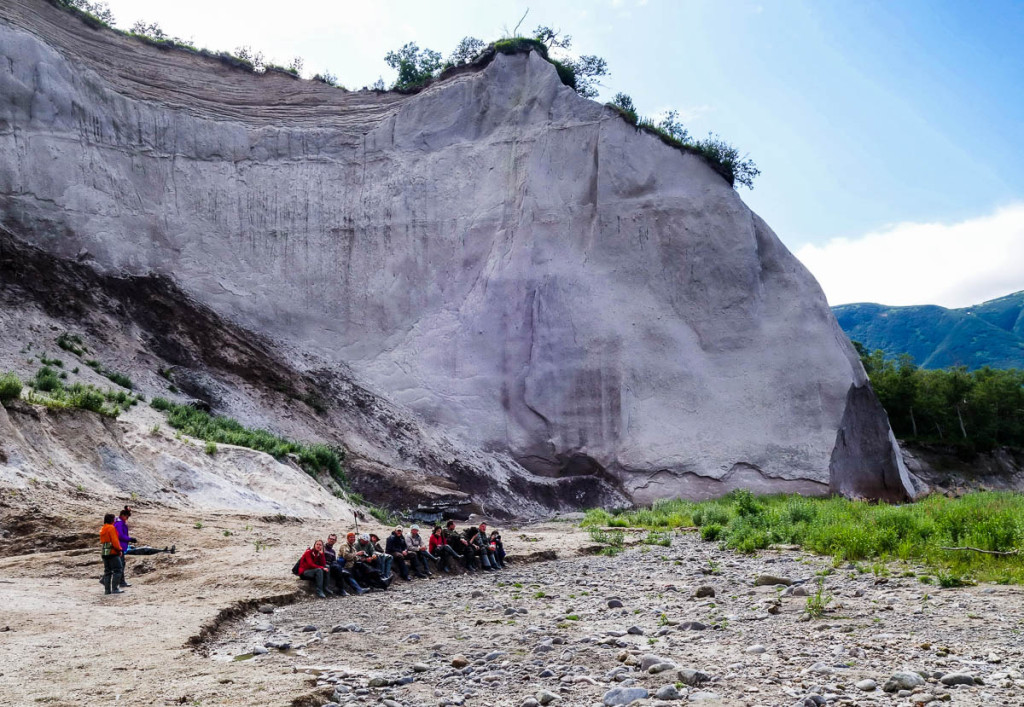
[489,529,506,568]
[297,539,331,598]
[466,525,496,571]
[386,527,425,580]
[324,533,365,595]
[475,522,499,570]
[99,513,123,595]
[444,520,476,571]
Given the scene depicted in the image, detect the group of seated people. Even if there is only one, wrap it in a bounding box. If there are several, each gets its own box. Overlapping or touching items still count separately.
[294,521,507,598]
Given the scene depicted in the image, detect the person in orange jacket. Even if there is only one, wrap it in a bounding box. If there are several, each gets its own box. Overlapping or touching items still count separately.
[99,513,123,595]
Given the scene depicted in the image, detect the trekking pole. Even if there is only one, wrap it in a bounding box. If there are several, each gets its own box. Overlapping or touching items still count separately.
[354,509,359,536]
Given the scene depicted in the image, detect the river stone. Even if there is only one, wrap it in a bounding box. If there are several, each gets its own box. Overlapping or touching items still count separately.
[451,655,469,669]
[0,8,914,514]
[939,673,975,686]
[688,692,721,702]
[855,679,877,691]
[655,684,682,700]
[608,599,624,608]
[754,575,793,586]
[677,669,711,686]
[883,672,926,692]
[537,690,560,705]
[603,687,649,706]
[694,586,715,598]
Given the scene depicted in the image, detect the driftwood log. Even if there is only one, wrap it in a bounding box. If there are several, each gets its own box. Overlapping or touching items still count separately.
[938,546,1020,556]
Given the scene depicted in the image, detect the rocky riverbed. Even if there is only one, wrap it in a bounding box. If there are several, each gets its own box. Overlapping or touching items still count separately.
[206,531,1024,707]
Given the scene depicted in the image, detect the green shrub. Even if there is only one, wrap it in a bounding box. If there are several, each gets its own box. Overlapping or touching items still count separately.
[104,371,133,389]
[0,372,23,403]
[149,398,345,481]
[700,522,724,541]
[34,366,63,393]
[56,332,86,356]
[205,441,217,456]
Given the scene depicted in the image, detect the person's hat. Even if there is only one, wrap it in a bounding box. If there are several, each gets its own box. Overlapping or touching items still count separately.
[411,524,420,531]
[360,533,370,542]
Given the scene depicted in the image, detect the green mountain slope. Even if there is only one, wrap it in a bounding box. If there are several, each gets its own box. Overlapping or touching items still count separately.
[833,291,1024,370]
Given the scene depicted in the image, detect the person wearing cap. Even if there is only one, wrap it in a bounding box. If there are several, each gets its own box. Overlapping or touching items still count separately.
[359,533,394,580]
[341,532,390,590]
[324,533,365,595]
[429,525,461,573]
[385,527,424,580]
[113,506,136,588]
[406,525,437,576]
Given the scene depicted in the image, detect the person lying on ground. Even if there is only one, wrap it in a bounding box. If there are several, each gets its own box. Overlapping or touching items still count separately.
[490,529,506,568]
[444,520,477,571]
[100,513,124,595]
[368,533,394,579]
[429,525,462,573]
[386,527,424,580]
[341,532,390,590]
[113,506,136,588]
[324,533,365,596]
[407,524,437,575]
[466,524,497,571]
[124,545,176,556]
[297,538,331,598]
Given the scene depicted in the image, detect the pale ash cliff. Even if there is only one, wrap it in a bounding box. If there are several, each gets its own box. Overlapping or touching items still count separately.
[0,0,915,510]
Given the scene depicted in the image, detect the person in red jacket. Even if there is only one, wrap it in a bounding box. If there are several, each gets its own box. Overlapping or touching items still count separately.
[429,525,462,573]
[297,539,331,598]
[99,513,123,595]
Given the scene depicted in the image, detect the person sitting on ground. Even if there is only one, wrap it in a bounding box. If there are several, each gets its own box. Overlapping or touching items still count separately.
[355,533,391,579]
[113,506,136,588]
[489,529,506,568]
[476,522,500,570]
[444,520,476,571]
[368,533,395,579]
[429,525,461,573]
[324,533,365,596]
[466,524,496,571]
[387,526,425,580]
[100,513,124,595]
[407,525,437,576]
[297,539,331,598]
[341,532,390,590]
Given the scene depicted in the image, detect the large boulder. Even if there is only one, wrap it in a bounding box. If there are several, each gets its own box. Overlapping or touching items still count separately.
[0,0,913,506]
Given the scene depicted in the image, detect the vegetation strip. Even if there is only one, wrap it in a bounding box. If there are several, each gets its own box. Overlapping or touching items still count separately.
[584,490,1024,584]
[149,397,344,483]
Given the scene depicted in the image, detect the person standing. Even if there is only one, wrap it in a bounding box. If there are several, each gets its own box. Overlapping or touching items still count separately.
[113,507,136,588]
[297,539,331,598]
[99,513,123,595]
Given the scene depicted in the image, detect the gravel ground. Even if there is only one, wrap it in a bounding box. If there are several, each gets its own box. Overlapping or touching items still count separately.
[207,530,1024,707]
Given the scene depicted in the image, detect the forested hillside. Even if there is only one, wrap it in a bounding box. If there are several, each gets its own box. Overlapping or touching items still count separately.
[834,291,1024,370]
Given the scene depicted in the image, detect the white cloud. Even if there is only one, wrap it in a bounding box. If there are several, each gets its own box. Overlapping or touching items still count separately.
[795,203,1024,308]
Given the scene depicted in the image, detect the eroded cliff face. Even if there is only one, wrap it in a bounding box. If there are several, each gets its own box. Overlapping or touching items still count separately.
[0,0,913,506]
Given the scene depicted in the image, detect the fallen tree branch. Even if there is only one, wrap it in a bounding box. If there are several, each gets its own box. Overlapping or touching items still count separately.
[938,546,1020,556]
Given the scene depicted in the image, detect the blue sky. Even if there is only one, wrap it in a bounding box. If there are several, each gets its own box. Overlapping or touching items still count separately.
[95,0,1024,306]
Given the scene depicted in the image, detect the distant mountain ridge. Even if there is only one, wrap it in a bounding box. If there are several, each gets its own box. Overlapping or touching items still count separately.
[833,291,1024,370]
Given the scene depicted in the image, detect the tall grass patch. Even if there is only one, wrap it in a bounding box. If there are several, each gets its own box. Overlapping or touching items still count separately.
[583,491,1024,584]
